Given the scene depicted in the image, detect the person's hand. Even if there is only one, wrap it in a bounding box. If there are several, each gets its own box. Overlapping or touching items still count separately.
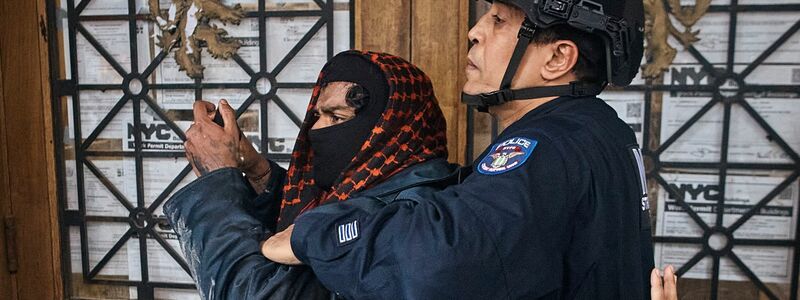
[261,225,302,265]
[237,134,272,191]
[651,265,678,300]
[185,100,240,176]
[238,134,268,177]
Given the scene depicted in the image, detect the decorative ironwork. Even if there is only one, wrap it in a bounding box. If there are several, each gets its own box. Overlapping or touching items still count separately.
[642,0,712,79]
[149,0,246,79]
[47,0,353,298]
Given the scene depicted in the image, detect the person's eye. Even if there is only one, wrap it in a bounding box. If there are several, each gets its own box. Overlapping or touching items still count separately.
[330,115,343,123]
[493,14,505,24]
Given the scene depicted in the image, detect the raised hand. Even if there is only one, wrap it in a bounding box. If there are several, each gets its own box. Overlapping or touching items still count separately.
[184,100,241,176]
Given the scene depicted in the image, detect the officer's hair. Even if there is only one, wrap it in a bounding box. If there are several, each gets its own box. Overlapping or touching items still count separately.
[496,0,607,83]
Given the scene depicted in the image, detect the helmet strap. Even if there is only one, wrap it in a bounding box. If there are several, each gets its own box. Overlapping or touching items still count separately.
[462,18,606,112]
[499,19,536,90]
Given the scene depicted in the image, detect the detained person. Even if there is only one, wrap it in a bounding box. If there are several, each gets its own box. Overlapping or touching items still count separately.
[164,50,453,299]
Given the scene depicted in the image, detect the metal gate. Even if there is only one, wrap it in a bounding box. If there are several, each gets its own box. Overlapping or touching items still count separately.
[46,0,353,298]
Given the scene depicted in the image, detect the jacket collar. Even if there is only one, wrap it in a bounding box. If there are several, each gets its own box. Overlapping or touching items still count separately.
[502,95,596,133]
[352,158,458,199]
[526,95,594,118]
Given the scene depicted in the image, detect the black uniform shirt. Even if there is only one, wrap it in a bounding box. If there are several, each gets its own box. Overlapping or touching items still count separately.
[291,95,655,299]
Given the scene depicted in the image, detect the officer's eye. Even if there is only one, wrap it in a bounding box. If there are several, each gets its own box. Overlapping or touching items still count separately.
[492,14,505,24]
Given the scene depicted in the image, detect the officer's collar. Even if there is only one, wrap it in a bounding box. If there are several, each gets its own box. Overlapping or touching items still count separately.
[526,95,592,117]
[496,95,594,135]
[513,94,592,120]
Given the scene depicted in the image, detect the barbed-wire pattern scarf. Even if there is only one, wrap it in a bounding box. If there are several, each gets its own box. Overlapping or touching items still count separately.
[276,50,448,230]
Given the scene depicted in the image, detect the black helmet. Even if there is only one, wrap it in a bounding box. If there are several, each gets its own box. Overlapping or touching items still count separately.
[462,0,645,111]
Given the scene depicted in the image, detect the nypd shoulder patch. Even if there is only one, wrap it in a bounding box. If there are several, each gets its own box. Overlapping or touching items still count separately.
[477,137,538,175]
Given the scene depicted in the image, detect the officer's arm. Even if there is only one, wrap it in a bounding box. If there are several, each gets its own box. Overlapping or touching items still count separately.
[164,168,328,299]
[290,137,583,298]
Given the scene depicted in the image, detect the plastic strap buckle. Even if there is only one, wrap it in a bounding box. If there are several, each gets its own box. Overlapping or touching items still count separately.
[480,89,514,105]
[570,82,588,96]
[569,82,603,96]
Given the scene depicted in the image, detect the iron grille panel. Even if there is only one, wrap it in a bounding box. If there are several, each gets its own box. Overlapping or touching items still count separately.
[47,0,354,298]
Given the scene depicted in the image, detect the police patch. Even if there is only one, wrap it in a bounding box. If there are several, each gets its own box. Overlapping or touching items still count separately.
[478,137,538,175]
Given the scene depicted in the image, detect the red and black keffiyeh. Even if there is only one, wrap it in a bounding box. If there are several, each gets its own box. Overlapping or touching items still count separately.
[276,50,448,230]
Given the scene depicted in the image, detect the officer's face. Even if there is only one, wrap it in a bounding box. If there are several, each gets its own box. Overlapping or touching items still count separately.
[464,2,546,95]
[310,82,358,130]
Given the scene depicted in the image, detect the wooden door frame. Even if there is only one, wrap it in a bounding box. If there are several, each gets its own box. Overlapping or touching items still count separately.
[0,0,63,299]
[0,33,14,300]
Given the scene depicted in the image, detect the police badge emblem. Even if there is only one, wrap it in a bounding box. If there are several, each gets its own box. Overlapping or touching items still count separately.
[478,137,538,175]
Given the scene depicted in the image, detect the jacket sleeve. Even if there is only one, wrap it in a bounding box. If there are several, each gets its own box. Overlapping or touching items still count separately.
[241,159,287,232]
[290,136,585,299]
[164,167,329,300]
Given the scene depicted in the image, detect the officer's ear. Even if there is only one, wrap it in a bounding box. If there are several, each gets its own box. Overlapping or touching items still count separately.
[540,40,579,82]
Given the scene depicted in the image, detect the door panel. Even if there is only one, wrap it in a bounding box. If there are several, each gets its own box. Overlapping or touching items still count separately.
[0,0,62,299]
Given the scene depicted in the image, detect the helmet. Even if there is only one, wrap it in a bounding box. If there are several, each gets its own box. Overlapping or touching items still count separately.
[462,0,645,111]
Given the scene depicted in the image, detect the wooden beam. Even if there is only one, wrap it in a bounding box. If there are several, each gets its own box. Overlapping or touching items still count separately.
[464,1,497,162]
[355,0,412,59]
[0,0,61,298]
[36,0,63,296]
[455,0,470,164]
[0,26,17,300]
[411,0,469,164]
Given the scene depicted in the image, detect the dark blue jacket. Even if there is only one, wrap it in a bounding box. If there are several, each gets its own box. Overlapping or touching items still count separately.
[290,96,655,299]
[163,158,459,299]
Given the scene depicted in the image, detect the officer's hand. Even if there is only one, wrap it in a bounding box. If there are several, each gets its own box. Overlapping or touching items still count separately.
[651,265,678,300]
[262,225,302,265]
[185,100,240,176]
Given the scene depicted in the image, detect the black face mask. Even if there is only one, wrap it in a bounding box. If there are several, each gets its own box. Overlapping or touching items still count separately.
[308,113,376,191]
[308,55,388,191]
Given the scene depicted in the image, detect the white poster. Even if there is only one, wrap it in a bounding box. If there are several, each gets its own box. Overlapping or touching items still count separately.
[127,227,195,285]
[72,20,152,84]
[600,91,647,146]
[669,11,800,65]
[659,9,800,163]
[660,66,800,163]
[654,173,799,283]
[70,223,133,278]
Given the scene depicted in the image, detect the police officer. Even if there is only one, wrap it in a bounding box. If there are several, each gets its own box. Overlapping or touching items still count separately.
[263,0,655,299]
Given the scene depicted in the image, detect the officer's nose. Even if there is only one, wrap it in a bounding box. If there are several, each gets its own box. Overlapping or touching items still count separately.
[467,15,484,46]
[467,27,480,46]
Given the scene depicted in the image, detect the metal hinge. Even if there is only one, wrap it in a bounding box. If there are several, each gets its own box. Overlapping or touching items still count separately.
[3,216,18,274]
